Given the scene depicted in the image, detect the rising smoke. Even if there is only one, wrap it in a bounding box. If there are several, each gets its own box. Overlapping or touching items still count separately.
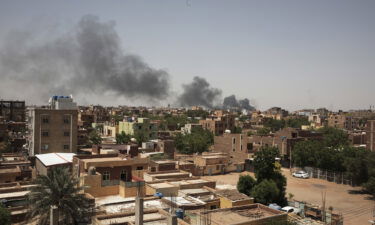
[223,95,255,110]
[0,15,170,104]
[0,15,255,109]
[177,76,222,108]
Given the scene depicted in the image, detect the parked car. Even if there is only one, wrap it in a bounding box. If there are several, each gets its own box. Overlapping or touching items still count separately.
[281,206,302,215]
[292,170,309,179]
[268,203,282,210]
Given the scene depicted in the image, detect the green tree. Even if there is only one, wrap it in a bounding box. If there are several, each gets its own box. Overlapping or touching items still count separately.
[253,146,287,205]
[257,127,271,136]
[263,118,286,132]
[0,204,11,225]
[253,147,279,181]
[237,175,256,196]
[231,126,242,134]
[292,140,323,168]
[27,167,93,225]
[186,109,209,119]
[363,177,375,198]
[344,148,369,185]
[318,127,349,148]
[164,115,188,130]
[89,129,102,145]
[251,179,280,205]
[116,131,131,144]
[175,127,214,154]
[133,129,149,145]
[285,116,310,128]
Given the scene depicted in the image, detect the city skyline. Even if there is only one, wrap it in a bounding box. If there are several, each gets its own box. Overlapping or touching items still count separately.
[0,0,374,111]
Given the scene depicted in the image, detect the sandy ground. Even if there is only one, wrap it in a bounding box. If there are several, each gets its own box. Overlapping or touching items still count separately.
[203,168,374,225]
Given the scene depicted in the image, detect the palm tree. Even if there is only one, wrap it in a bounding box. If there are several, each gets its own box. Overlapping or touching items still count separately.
[27,167,93,225]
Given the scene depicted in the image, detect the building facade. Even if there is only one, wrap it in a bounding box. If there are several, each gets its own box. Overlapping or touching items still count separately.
[0,100,25,122]
[366,120,375,151]
[27,108,78,155]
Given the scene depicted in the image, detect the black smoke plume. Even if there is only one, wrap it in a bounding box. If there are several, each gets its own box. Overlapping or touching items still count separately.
[178,76,222,108]
[223,95,255,110]
[0,15,170,103]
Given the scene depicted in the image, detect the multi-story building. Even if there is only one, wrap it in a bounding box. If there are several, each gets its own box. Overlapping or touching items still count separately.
[119,117,158,139]
[27,96,78,155]
[0,100,25,122]
[328,114,358,130]
[181,123,202,134]
[214,133,250,164]
[366,120,375,151]
[249,128,322,165]
[308,113,325,128]
[199,114,235,135]
[73,154,148,197]
[263,107,289,120]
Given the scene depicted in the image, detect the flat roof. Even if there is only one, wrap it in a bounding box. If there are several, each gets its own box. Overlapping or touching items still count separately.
[203,204,285,225]
[149,183,176,189]
[202,155,227,159]
[0,190,29,199]
[35,153,75,166]
[97,212,166,225]
[215,189,252,201]
[81,157,125,163]
[0,167,21,174]
[179,188,210,195]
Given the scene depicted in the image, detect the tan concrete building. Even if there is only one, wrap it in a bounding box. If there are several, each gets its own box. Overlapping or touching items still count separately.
[214,133,250,164]
[199,114,235,135]
[193,152,244,175]
[328,114,358,130]
[73,154,149,197]
[367,120,375,151]
[27,108,78,155]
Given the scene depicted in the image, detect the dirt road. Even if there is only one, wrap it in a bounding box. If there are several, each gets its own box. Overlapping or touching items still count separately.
[203,169,374,225]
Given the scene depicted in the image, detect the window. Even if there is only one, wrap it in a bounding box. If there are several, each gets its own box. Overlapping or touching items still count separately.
[41,144,49,151]
[233,138,236,144]
[136,166,143,170]
[216,165,220,170]
[63,117,70,124]
[64,131,70,137]
[102,171,110,180]
[241,145,243,151]
[42,131,49,137]
[120,170,127,181]
[42,117,49,124]
[63,144,69,150]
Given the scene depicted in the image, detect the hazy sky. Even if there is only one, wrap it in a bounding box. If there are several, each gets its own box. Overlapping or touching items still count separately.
[0,0,374,111]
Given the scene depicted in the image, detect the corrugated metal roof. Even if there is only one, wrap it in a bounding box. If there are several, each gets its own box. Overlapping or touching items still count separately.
[35,153,76,166]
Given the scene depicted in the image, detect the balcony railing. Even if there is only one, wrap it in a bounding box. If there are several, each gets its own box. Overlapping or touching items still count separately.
[101,179,120,187]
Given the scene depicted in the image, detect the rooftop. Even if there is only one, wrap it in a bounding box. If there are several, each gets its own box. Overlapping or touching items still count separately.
[35,153,75,166]
[200,204,286,225]
[215,189,253,201]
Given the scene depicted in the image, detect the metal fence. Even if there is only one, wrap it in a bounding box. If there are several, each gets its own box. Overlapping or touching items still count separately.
[294,167,353,186]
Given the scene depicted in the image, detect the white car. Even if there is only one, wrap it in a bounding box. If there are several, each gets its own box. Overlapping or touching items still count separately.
[292,170,309,179]
[281,206,302,215]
